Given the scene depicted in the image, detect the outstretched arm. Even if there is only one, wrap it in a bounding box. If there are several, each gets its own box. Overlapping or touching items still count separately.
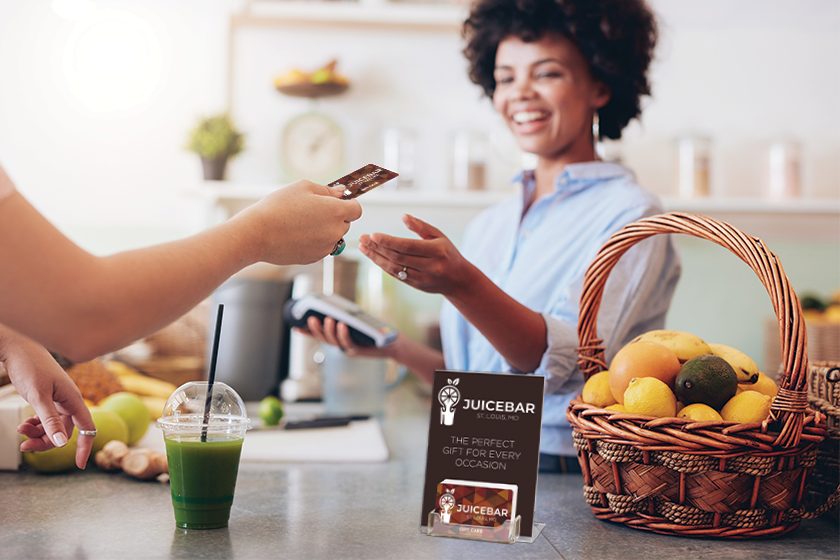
[359,214,547,373]
[0,164,361,361]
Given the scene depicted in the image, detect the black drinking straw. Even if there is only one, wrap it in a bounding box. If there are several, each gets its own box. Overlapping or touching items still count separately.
[201,304,224,443]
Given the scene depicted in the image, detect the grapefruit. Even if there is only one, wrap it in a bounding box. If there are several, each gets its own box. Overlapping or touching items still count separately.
[608,341,681,404]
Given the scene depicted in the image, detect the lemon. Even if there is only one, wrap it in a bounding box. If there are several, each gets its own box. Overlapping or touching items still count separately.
[23,429,80,473]
[99,392,149,445]
[738,372,777,399]
[623,377,677,418]
[605,404,626,412]
[89,407,129,454]
[258,395,284,427]
[678,403,723,422]
[582,371,617,408]
[720,390,772,424]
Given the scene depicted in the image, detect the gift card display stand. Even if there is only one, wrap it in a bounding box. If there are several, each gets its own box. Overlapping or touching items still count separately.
[420,371,547,545]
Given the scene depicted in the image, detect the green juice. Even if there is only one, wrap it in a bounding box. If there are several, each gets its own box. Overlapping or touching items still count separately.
[164,435,244,529]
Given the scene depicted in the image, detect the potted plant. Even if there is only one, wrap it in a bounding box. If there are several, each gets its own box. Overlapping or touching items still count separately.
[185,113,245,181]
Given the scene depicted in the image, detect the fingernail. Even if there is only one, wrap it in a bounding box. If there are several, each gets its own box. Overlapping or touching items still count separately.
[53,433,68,447]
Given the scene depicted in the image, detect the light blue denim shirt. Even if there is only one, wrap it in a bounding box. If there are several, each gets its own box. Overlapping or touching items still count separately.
[439,161,681,456]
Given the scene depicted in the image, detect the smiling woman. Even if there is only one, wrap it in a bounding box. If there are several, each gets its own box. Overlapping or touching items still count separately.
[302,0,681,476]
[62,8,162,113]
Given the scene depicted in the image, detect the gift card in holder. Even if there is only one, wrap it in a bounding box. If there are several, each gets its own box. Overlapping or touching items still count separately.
[428,479,520,544]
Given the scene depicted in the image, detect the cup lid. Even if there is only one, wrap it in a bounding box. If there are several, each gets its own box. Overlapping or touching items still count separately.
[156,381,252,433]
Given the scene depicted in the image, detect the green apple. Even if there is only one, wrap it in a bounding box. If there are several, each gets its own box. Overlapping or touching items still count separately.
[99,392,148,445]
[23,429,79,473]
[89,407,129,454]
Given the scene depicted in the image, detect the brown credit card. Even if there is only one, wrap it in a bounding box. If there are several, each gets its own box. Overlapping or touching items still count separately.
[329,164,398,199]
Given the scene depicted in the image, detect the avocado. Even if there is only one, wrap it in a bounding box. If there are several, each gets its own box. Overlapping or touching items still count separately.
[674,354,738,411]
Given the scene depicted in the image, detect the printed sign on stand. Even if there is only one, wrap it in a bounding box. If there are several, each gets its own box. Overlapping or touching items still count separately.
[421,370,545,543]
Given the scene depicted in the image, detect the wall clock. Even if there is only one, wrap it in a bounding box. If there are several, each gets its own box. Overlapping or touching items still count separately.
[281,112,344,181]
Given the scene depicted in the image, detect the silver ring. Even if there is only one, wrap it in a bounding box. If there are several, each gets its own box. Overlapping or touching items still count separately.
[329,238,346,256]
[78,429,97,437]
[397,267,408,281]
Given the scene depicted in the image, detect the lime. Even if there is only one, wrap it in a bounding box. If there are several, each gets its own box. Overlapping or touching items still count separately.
[258,396,284,426]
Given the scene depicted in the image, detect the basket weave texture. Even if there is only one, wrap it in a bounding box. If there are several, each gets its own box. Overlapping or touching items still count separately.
[806,361,840,520]
[567,212,829,538]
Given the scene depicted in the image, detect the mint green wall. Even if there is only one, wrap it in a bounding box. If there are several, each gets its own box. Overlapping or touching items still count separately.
[665,237,840,372]
[365,233,839,374]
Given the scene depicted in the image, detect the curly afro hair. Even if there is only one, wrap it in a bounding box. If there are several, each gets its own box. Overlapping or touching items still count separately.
[462,0,657,140]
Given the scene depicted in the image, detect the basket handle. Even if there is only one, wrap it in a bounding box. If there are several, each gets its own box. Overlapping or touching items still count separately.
[575,212,809,448]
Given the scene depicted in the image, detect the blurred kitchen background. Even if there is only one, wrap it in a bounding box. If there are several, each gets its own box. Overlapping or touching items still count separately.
[0,0,837,392]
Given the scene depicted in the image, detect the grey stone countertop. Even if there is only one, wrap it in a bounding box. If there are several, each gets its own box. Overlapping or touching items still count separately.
[0,378,837,560]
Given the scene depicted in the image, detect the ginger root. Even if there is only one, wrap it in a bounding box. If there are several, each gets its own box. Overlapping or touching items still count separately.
[122,449,168,480]
[95,440,168,481]
[95,440,130,471]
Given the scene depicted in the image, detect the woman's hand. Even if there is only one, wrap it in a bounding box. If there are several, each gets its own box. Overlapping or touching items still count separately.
[1,325,96,469]
[359,214,478,299]
[301,316,392,359]
[237,180,363,266]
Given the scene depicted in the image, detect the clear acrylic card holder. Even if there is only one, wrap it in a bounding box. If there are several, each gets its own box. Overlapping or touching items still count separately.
[426,511,520,544]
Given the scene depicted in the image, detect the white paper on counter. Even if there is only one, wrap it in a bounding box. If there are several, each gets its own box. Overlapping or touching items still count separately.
[241,419,389,463]
[137,418,390,463]
[0,385,34,471]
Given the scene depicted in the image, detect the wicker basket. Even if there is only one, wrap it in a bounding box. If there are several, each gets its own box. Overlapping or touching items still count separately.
[568,212,829,538]
[764,319,840,374]
[806,361,840,520]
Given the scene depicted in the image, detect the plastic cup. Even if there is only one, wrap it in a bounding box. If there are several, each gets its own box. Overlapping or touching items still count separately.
[157,381,252,530]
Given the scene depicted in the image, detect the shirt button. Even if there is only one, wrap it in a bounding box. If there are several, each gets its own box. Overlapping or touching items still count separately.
[522,230,531,237]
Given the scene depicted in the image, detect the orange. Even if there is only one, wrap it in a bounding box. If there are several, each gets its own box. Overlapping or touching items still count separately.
[609,340,681,404]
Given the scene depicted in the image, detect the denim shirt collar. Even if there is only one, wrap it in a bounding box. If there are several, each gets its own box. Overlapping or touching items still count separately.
[514,161,633,203]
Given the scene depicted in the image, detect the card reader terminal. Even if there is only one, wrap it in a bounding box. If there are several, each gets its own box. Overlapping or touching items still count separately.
[283,293,398,348]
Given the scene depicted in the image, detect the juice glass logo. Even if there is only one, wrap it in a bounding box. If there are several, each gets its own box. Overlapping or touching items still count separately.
[439,378,460,426]
[438,488,456,523]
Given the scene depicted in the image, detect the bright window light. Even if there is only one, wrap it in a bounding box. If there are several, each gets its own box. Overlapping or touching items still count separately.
[51,0,96,21]
[62,9,162,113]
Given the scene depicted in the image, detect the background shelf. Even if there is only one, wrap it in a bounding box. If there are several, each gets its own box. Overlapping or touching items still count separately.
[189,182,840,242]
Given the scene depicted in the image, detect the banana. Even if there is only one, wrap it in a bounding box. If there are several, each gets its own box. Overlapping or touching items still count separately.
[629,329,711,363]
[103,361,178,399]
[139,396,168,421]
[274,68,310,87]
[708,343,759,384]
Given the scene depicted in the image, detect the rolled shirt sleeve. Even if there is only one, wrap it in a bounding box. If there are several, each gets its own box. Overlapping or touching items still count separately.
[440,162,681,456]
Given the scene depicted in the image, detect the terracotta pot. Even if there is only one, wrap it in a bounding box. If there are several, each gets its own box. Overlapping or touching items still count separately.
[201,156,228,181]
